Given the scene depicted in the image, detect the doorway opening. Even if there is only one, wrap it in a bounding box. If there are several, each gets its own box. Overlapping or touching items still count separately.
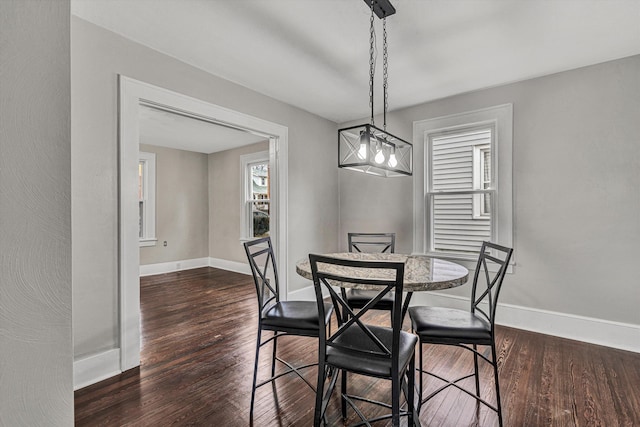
[119,76,288,371]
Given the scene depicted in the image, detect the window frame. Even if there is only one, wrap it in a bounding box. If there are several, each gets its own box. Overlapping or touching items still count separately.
[138,151,157,247]
[413,104,513,270]
[240,150,270,241]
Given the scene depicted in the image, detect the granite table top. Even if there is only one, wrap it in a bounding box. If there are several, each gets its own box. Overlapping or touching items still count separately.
[296,252,469,292]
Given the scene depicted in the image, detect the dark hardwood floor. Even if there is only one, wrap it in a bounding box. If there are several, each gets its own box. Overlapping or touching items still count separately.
[75,267,640,426]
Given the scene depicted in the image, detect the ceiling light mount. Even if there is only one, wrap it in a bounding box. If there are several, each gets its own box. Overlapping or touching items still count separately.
[363,0,396,19]
[338,0,412,177]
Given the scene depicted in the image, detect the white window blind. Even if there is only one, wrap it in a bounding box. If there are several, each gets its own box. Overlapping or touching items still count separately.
[428,127,493,255]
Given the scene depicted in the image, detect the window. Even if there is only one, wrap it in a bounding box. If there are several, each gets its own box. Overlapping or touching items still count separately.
[429,127,493,255]
[138,151,157,247]
[414,104,513,264]
[240,151,270,240]
[473,144,491,218]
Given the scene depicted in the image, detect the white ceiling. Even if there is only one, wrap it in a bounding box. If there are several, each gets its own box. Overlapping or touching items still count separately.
[138,105,267,154]
[73,0,640,126]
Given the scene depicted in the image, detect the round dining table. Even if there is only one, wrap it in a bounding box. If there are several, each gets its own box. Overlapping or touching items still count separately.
[296,252,469,319]
[296,252,469,291]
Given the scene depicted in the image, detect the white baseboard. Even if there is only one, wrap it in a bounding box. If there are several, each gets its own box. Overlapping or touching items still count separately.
[74,348,121,391]
[140,257,251,277]
[410,292,640,353]
[140,257,210,276]
[208,257,251,275]
[287,284,317,301]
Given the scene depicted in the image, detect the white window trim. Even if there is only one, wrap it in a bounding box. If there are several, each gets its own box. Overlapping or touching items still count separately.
[413,104,513,271]
[139,151,157,247]
[240,150,270,242]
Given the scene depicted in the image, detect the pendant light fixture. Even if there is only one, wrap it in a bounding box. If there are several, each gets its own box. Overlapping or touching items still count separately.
[338,0,413,177]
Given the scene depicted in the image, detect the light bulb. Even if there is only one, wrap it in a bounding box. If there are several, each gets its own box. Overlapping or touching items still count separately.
[358,143,367,160]
[388,152,398,168]
[357,131,369,160]
[374,148,385,164]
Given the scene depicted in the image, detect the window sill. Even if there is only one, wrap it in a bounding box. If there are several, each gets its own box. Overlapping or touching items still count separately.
[139,238,157,248]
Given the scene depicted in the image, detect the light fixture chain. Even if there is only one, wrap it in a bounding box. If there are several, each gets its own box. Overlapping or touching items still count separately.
[369,1,375,125]
[337,0,413,177]
[383,16,388,131]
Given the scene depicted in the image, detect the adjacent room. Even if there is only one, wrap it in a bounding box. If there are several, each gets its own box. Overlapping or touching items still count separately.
[2,0,639,426]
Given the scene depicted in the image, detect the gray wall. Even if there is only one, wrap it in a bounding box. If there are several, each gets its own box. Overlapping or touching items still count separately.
[72,17,338,360]
[209,141,269,263]
[0,1,73,424]
[139,144,209,265]
[338,170,414,254]
[340,55,640,325]
[140,141,270,267]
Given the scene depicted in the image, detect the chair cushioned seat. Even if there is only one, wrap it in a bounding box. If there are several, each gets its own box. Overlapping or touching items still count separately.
[327,324,417,378]
[345,289,395,310]
[262,301,332,331]
[409,306,491,343]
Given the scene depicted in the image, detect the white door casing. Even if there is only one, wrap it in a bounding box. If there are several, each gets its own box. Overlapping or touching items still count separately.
[118,76,288,370]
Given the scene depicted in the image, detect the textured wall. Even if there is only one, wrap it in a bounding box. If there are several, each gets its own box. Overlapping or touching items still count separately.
[340,55,640,326]
[139,144,209,265]
[208,141,269,263]
[0,1,73,424]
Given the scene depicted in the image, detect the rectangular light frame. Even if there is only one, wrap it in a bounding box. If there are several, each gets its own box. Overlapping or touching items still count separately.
[338,123,413,177]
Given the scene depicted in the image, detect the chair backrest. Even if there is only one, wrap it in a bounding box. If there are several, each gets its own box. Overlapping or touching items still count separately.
[348,232,396,254]
[470,241,513,329]
[244,237,280,316]
[309,254,405,365]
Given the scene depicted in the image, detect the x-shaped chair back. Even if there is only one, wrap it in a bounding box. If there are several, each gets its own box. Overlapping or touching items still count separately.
[348,232,396,254]
[470,241,513,333]
[309,255,405,362]
[244,237,280,316]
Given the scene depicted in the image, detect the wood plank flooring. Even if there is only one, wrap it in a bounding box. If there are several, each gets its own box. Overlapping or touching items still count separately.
[75,267,640,426]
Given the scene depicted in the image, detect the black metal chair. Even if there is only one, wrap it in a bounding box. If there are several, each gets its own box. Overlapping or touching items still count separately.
[309,254,417,427]
[408,241,513,427]
[244,237,333,420]
[348,232,396,254]
[342,233,396,322]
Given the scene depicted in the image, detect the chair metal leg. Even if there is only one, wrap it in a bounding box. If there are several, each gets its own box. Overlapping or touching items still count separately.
[417,342,424,414]
[341,369,348,420]
[491,342,503,427]
[392,366,400,426]
[314,356,327,427]
[314,358,339,427]
[407,355,416,426]
[271,332,278,377]
[250,328,262,419]
[473,344,480,400]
